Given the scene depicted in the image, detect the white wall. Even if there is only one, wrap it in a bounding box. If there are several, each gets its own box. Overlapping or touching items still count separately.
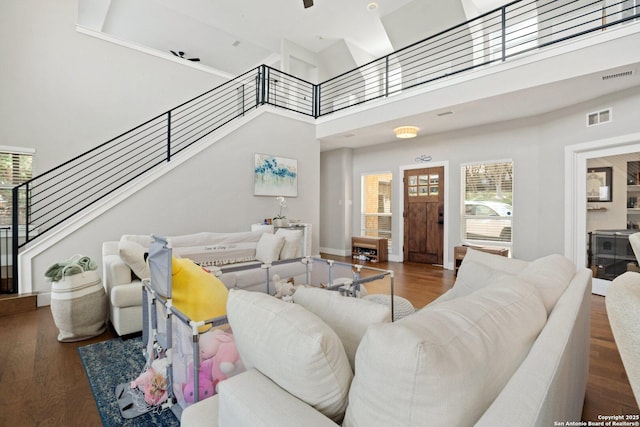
[29,111,320,302]
[335,85,640,266]
[320,148,353,255]
[1,0,227,176]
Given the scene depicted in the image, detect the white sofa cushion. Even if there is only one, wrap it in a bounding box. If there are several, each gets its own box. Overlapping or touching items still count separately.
[275,228,303,259]
[255,233,285,263]
[442,248,529,303]
[463,248,529,275]
[227,289,352,422]
[118,235,152,280]
[516,254,576,314]
[343,275,547,427]
[293,286,391,370]
[217,369,338,427]
[454,250,575,315]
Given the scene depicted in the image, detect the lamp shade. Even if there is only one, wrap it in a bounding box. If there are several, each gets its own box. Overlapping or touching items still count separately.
[394,126,419,139]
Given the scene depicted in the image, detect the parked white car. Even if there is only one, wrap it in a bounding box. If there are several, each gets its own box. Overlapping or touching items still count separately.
[464,201,512,242]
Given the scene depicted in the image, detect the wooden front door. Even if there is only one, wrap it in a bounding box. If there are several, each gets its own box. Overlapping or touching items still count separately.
[403,166,444,264]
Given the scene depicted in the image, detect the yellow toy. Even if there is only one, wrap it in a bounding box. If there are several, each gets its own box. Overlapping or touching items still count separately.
[171,257,228,332]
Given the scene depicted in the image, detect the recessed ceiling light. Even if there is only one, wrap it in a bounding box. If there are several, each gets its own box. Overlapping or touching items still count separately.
[367,2,378,11]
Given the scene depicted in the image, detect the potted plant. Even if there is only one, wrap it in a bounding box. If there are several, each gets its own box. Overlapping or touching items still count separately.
[273,196,288,227]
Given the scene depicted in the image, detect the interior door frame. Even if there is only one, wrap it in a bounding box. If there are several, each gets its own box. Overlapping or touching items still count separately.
[397,161,450,268]
[565,132,640,296]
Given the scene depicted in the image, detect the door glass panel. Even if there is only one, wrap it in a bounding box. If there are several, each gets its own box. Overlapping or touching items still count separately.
[419,175,428,185]
[408,187,418,197]
[419,186,429,195]
[409,176,417,186]
[429,175,439,185]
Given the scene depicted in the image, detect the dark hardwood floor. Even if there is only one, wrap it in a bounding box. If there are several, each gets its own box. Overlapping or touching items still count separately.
[0,256,637,426]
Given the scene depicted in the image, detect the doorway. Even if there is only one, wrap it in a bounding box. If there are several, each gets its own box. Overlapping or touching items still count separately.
[403,166,445,264]
[565,132,640,296]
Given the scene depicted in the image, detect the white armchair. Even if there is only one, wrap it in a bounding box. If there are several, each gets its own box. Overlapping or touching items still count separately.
[102,237,151,336]
[605,271,640,409]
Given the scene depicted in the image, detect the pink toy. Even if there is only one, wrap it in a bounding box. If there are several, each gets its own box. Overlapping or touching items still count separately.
[198,329,244,388]
[199,329,229,361]
[130,358,169,406]
[183,358,215,404]
[211,333,243,384]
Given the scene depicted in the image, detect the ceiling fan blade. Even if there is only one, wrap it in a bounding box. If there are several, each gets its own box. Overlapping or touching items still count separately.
[170,50,179,57]
[188,58,201,62]
[303,0,313,8]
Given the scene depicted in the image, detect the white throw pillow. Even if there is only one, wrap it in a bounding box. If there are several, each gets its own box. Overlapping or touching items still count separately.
[227,289,353,422]
[293,286,391,370]
[118,235,152,280]
[451,259,509,299]
[275,228,303,259]
[343,275,547,427]
[462,248,528,275]
[255,233,285,263]
[516,253,576,314]
[445,248,530,302]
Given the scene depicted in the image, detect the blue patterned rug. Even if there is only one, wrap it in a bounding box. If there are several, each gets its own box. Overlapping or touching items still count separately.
[78,336,180,427]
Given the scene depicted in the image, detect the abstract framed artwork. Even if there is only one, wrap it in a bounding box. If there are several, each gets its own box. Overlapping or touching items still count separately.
[254,153,298,197]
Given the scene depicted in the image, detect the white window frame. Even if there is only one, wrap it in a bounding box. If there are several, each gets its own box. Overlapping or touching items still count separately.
[0,145,35,228]
[360,172,393,247]
[461,159,513,249]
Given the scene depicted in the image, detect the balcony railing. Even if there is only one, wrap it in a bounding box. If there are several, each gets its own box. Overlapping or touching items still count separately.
[7,0,639,292]
[317,0,640,115]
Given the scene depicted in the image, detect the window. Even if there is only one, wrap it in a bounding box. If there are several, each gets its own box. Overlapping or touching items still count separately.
[0,148,33,226]
[461,161,513,246]
[361,173,392,245]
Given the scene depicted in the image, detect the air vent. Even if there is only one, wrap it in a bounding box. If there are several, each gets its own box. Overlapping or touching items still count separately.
[602,70,634,81]
[587,108,612,127]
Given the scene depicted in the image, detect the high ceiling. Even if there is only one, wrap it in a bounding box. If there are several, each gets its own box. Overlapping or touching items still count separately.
[78,0,512,76]
[78,1,640,151]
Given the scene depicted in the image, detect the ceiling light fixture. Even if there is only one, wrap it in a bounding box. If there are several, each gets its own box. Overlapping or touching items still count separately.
[394,126,419,139]
[367,2,378,11]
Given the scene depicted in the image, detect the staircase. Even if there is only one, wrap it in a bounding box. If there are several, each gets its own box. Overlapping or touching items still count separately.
[7,0,639,294]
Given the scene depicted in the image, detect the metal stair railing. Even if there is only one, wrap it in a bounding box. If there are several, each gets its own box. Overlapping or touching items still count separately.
[8,66,304,293]
[7,0,639,293]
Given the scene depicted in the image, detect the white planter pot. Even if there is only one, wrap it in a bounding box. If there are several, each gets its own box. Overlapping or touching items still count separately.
[273,219,288,227]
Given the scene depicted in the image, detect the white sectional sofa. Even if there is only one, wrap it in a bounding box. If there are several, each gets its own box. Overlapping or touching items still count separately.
[181,249,592,427]
[102,226,311,336]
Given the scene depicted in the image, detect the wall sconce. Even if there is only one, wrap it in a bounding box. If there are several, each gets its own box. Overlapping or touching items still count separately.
[394,126,419,139]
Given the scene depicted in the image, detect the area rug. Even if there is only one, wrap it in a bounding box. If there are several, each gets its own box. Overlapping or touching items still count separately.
[78,336,180,427]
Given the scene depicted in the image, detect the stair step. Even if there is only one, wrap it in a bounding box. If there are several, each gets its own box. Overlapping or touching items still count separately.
[0,293,38,317]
